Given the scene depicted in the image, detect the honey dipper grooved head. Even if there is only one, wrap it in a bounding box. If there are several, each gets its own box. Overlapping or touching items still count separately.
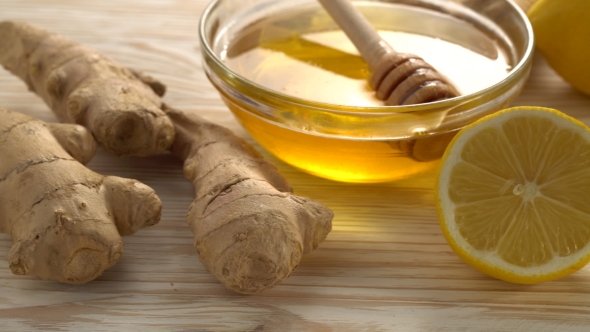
[369,53,459,106]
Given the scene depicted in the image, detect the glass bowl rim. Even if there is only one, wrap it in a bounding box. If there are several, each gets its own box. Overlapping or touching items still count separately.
[198,0,535,116]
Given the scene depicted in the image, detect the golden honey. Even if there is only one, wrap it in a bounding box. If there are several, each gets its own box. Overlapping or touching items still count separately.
[203,1,530,183]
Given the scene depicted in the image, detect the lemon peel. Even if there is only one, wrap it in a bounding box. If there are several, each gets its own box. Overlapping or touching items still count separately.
[528,0,590,95]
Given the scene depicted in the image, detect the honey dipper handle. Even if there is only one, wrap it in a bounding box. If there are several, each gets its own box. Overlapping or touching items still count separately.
[317,0,393,70]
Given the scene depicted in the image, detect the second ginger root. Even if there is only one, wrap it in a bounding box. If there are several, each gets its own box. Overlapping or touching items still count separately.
[165,105,333,294]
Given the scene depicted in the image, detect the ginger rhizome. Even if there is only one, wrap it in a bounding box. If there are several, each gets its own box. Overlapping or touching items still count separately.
[164,105,333,294]
[0,107,162,283]
[0,21,174,157]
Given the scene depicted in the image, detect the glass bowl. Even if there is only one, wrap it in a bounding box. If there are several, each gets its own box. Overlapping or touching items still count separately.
[199,0,534,183]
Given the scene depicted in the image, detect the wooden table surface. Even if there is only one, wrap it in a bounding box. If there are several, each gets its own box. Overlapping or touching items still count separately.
[1,0,590,331]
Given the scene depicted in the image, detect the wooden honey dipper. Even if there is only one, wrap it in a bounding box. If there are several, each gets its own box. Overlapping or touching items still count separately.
[318,0,460,105]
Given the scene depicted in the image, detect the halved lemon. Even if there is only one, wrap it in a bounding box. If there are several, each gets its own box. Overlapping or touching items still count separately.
[436,106,590,283]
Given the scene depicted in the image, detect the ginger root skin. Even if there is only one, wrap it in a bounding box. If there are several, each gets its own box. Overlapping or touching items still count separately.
[164,105,333,294]
[0,20,174,157]
[0,107,162,283]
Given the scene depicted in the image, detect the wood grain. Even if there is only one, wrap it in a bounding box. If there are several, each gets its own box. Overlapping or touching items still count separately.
[1,0,590,331]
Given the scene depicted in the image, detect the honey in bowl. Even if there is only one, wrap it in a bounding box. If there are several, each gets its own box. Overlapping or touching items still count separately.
[202,0,533,183]
[225,22,511,107]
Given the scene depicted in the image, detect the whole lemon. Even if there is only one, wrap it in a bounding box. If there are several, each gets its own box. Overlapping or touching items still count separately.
[528,0,590,95]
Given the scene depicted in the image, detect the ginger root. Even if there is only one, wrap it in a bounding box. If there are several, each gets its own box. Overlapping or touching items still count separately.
[0,107,162,283]
[164,105,333,294]
[0,21,174,157]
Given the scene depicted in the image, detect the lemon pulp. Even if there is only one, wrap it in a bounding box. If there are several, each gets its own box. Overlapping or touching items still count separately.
[437,107,590,283]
